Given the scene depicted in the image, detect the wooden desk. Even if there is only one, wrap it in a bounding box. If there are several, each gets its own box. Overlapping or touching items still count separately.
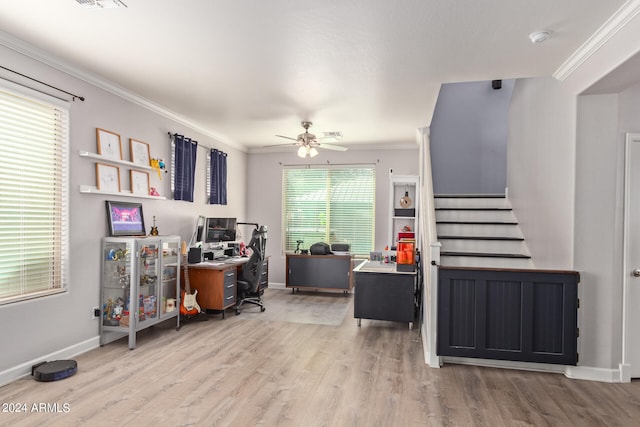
[181,257,269,317]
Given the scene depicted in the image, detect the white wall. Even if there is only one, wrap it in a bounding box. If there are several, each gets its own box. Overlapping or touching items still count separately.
[507,77,575,269]
[246,147,419,285]
[0,45,247,381]
[575,93,622,370]
[506,12,640,374]
[430,79,514,194]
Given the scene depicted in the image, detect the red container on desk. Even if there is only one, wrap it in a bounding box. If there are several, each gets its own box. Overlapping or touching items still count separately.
[398,232,415,240]
[396,241,415,272]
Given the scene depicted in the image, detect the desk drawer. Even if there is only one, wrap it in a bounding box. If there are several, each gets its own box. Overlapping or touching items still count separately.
[223,269,236,305]
[223,268,236,285]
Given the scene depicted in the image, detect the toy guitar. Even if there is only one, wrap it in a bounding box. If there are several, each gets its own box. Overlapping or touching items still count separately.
[180,241,201,316]
[149,215,159,236]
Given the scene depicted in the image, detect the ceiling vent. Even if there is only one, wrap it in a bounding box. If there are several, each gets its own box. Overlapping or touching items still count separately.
[323,131,343,139]
[76,0,128,9]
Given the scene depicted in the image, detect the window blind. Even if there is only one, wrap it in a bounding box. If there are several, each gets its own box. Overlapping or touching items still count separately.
[282,165,375,256]
[0,83,69,303]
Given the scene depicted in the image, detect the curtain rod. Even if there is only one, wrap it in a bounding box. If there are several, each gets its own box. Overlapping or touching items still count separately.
[281,161,378,168]
[0,65,85,101]
[167,132,225,153]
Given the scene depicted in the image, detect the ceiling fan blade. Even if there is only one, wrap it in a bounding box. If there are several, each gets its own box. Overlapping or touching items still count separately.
[263,142,299,148]
[319,143,348,151]
[275,135,298,141]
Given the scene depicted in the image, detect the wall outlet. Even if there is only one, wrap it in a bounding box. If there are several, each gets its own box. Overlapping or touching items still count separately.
[93,307,100,318]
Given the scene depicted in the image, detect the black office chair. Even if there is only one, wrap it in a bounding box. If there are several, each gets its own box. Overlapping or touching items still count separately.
[235,225,267,315]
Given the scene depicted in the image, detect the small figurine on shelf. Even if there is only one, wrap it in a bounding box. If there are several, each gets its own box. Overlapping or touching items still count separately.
[149,187,160,197]
[150,216,159,236]
[151,158,166,179]
[112,304,123,321]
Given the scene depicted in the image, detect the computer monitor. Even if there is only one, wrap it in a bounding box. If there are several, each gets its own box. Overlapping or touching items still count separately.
[203,217,237,244]
[189,215,206,247]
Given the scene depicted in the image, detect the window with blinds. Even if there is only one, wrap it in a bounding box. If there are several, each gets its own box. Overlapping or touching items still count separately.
[282,165,375,256]
[0,82,69,304]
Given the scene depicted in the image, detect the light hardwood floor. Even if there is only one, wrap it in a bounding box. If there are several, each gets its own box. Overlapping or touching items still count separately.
[2,289,640,426]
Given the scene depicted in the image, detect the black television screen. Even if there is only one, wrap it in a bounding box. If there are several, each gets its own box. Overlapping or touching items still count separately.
[204,217,237,243]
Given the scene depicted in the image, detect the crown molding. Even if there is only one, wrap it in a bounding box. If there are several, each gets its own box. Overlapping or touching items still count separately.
[0,30,242,151]
[554,0,640,81]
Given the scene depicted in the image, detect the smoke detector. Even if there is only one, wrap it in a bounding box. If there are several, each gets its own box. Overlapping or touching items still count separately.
[529,31,550,44]
[76,0,127,9]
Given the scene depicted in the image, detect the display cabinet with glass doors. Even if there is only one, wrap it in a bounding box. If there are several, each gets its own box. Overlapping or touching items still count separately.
[100,236,180,349]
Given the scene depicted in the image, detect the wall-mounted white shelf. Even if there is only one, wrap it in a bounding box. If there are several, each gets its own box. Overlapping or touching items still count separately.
[389,175,419,248]
[79,185,166,200]
[79,150,165,199]
[79,150,153,171]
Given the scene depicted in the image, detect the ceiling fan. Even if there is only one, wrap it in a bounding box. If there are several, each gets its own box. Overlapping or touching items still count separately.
[266,121,347,158]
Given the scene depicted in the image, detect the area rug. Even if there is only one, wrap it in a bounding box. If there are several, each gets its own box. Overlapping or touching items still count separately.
[234,288,352,326]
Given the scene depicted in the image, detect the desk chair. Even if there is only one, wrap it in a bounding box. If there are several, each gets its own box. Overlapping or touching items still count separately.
[235,225,267,315]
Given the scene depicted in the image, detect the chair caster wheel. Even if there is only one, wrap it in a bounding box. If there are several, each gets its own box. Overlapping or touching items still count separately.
[235,310,240,315]
[260,307,266,312]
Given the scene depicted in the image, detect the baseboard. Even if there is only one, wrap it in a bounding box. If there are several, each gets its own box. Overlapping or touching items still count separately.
[421,322,441,368]
[442,356,566,375]
[268,282,286,290]
[564,365,624,383]
[0,336,100,387]
[441,356,623,383]
[620,363,632,382]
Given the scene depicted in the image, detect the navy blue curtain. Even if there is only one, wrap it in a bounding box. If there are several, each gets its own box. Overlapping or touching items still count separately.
[209,148,227,205]
[174,134,198,202]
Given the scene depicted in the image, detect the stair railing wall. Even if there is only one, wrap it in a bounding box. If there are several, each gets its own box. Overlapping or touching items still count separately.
[417,127,442,368]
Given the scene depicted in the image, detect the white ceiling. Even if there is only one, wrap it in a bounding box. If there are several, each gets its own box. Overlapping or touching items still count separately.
[0,0,629,152]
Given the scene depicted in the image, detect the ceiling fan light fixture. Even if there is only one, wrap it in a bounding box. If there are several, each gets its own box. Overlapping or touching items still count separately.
[76,0,128,9]
[309,147,319,158]
[297,145,308,158]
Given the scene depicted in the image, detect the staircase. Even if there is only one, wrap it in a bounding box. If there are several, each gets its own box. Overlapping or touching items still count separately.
[435,195,533,268]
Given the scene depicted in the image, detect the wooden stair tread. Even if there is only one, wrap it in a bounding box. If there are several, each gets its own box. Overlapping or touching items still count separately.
[435,207,512,211]
[438,235,524,241]
[436,220,518,225]
[435,194,506,198]
[441,251,531,259]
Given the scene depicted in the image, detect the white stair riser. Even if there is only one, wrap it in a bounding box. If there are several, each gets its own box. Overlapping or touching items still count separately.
[435,198,510,209]
[436,210,515,222]
[436,223,523,238]
[435,196,533,269]
[440,239,527,254]
[439,256,534,269]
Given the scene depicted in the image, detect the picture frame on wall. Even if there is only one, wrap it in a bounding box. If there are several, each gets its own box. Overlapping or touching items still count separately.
[130,138,151,166]
[105,200,146,237]
[96,128,123,160]
[96,163,121,193]
[130,170,150,196]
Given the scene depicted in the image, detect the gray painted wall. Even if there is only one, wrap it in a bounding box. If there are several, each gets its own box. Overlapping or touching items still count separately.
[245,147,419,286]
[0,45,247,379]
[430,79,514,195]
